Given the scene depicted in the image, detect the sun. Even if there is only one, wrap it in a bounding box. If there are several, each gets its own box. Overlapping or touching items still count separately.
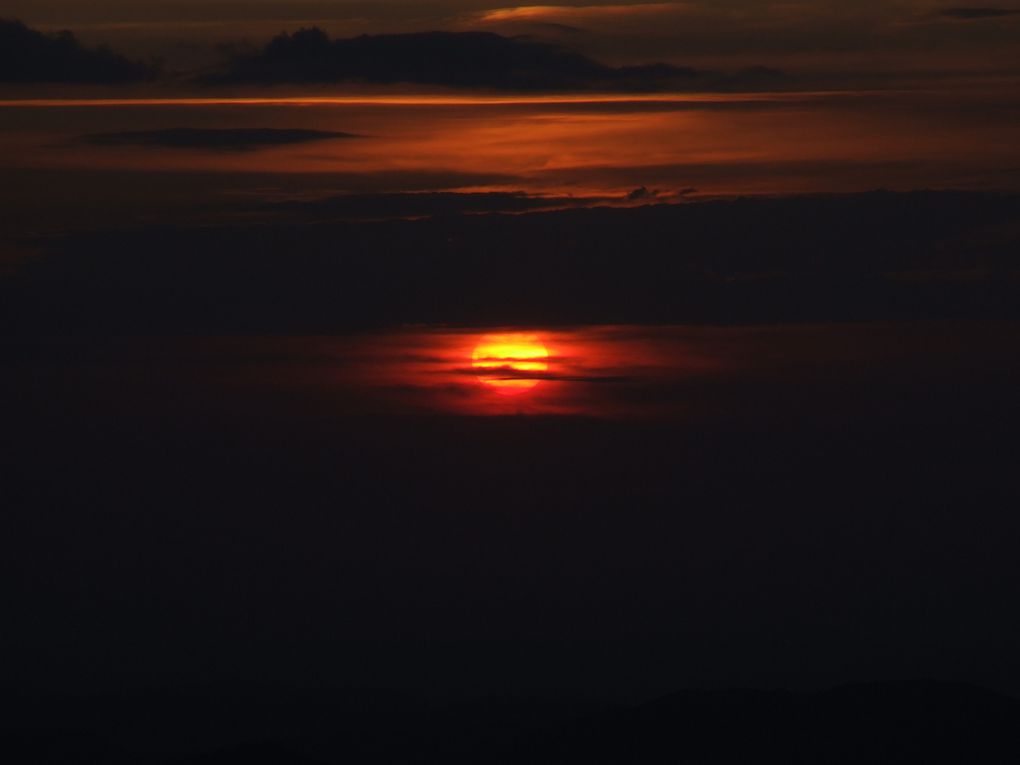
[471,334,549,394]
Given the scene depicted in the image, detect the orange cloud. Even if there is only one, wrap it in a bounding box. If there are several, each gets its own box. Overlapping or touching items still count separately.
[474,2,694,26]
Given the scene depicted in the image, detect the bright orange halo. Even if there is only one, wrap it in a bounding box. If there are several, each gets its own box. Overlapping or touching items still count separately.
[471,334,549,395]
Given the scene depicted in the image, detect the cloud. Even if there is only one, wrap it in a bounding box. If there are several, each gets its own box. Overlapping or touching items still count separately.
[210,28,704,90]
[268,191,611,219]
[899,6,1020,26]
[474,3,693,26]
[79,128,361,151]
[933,7,1020,21]
[0,18,152,83]
[447,365,634,384]
[627,186,656,201]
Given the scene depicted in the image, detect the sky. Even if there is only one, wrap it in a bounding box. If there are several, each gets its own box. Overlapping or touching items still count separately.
[2,2,1018,246]
[5,0,1020,79]
[4,0,1020,740]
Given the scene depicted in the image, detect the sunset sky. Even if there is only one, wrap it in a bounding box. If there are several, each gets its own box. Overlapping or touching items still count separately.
[4,2,1020,761]
[7,0,1020,79]
[3,0,1019,234]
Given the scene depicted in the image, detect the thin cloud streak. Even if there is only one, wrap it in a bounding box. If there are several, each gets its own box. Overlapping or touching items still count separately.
[474,3,693,24]
[0,93,824,108]
[935,7,1020,21]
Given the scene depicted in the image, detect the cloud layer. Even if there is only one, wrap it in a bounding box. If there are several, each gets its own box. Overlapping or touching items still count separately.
[0,18,152,82]
[211,28,706,90]
[80,127,361,151]
[5,3,1020,89]
[935,7,1020,20]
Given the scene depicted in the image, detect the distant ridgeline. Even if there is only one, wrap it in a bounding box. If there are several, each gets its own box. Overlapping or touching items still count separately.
[0,19,153,83]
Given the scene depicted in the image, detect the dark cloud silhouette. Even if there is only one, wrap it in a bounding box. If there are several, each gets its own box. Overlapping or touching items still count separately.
[934,7,1020,20]
[450,366,635,384]
[627,186,656,202]
[269,191,609,219]
[0,18,152,83]
[506,21,585,37]
[711,65,789,91]
[211,28,705,90]
[80,128,361,151]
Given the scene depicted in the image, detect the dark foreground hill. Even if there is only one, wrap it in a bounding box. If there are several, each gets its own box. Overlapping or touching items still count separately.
[2,682,1018,764]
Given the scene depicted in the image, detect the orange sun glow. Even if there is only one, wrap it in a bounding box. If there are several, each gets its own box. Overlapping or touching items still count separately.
[471,334,550,394]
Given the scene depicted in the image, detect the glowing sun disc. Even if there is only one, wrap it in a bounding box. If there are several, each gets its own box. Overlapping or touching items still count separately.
[471,334,549,394]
